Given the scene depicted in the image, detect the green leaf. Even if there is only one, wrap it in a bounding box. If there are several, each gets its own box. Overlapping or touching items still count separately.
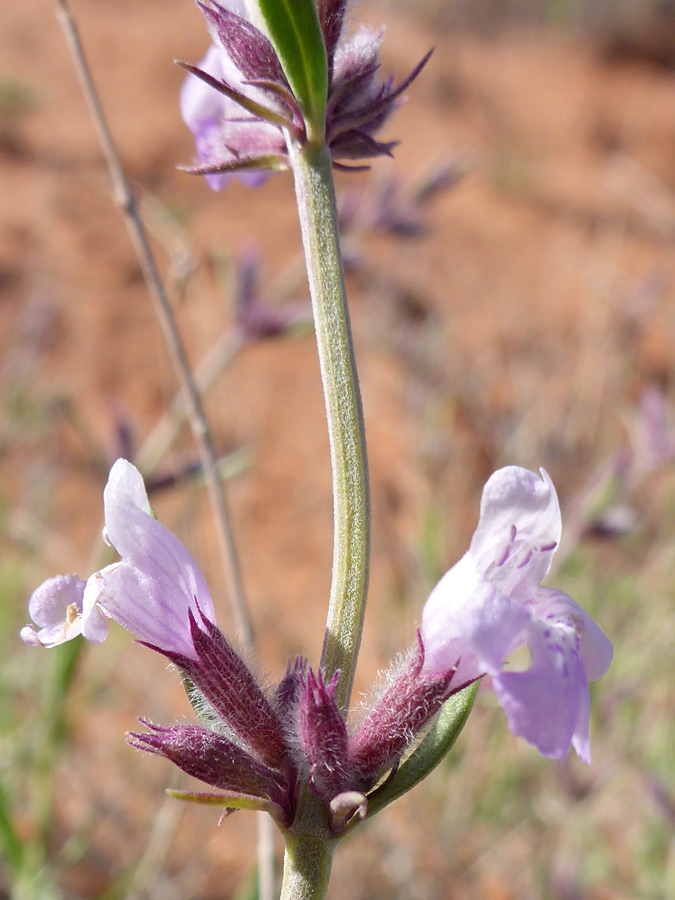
[254,0,327,140]
[366,681,479,818]
[167,789,275,813]
[180,154,288,177]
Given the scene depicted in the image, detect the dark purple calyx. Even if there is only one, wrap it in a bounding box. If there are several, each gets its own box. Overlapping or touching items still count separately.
[275,655,308,717]
[199,1,288,87]
[128,720,291,821]
[297,668,350,801]
[183,0,433,179]
[317,0,349,80]
[327,49,433,167]
[348,632,457,792]
[142,608,288,770]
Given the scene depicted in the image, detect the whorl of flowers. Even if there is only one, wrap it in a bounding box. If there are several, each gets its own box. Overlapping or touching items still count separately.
[22,461,611,833]
[179,0,432,189]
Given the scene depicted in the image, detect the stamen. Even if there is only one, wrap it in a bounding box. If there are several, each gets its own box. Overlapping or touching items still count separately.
[516,548,533,569]
[495,543,511,567]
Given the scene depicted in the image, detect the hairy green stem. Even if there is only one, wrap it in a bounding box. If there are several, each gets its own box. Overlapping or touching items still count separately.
[287,139,371,713]
[279,834,335,900]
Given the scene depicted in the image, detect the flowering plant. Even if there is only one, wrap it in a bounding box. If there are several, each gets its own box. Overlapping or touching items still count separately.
[22,457,611,870]
[22,1,612,898]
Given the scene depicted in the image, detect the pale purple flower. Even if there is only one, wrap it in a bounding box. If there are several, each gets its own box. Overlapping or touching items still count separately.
[421,467,613,763]
[20,574,93,648]
[21,459,215,660]
[179,42,283,190]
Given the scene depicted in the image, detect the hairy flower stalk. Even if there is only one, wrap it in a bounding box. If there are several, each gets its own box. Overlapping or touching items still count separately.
[280,35,373,900]
[287,138,370,715]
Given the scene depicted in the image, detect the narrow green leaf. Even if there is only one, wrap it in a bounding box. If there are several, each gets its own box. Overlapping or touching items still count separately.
[254,0,327,140]
[366,681,479,818]
[167,789,274,813]
[179,154,288,177]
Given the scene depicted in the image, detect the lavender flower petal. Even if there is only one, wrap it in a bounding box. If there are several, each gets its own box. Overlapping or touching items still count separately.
[421,555,530,685]
[493,615,591,762]
[20,574,88,647]
[470,466,561,590]
[94,459,215,658]
[421,466,612,761]
[27,574,86,628]
[534,589,613,683]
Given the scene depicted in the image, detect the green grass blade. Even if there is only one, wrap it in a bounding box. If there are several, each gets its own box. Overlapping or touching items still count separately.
[0,782,23,870]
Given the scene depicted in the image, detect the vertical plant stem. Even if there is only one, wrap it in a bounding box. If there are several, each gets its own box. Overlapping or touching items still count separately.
[257,812,275,900]
[287,139,371,712]
[279,835,335,900]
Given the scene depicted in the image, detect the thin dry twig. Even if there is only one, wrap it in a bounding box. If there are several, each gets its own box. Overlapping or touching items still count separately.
[55,0,252,645]
[135,329,245,476]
